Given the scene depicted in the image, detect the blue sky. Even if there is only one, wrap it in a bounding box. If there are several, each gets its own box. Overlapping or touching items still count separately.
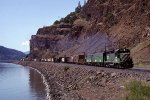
[0,0,84,52]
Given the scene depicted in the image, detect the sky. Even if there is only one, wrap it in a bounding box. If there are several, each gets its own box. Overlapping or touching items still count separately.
[0,0,84,52]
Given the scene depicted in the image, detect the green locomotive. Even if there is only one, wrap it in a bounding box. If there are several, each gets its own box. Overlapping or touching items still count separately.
[86,48,133,68]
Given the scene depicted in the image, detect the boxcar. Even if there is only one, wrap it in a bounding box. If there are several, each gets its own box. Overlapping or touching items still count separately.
[78,55,86,64]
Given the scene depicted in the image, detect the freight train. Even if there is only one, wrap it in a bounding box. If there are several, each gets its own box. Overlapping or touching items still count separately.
[23,48,133,69]
[56,48,134,69]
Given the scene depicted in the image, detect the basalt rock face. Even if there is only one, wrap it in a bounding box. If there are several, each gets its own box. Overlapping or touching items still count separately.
[29,23,76,59]
[29,0,150,64]
[79,0,150,64]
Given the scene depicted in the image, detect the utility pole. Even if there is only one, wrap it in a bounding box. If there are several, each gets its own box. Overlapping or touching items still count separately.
[105,43,107,53]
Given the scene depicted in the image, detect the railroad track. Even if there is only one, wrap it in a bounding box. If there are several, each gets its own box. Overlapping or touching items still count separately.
[130,67,150,73]
[54,62,150,73]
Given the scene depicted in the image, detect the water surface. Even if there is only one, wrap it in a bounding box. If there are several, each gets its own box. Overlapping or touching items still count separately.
[0,63,47,100]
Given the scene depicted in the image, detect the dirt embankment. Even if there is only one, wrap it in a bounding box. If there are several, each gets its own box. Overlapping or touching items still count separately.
[16,61,150,100]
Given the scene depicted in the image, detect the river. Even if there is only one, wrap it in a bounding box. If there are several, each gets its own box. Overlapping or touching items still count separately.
[0,63,47,100]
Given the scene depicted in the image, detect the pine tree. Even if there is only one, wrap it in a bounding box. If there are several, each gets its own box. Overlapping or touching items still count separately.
[84,0,86,5]
[78,1,81,9]
[75,1,82,13]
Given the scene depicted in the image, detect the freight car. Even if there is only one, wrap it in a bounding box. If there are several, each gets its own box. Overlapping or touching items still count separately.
[57,48,133,69]
[57,54,86,64]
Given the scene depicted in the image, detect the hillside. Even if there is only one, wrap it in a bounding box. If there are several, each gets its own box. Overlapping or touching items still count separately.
[29,0,150,65]
[0,46,26,60]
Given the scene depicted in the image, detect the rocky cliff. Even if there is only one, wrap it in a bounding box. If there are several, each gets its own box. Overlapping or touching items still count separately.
[29,0,150,65]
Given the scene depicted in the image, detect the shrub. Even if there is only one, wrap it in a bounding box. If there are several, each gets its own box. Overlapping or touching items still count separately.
[64,66,70,72]
[126,80,150,100]
[53,12,78,25]
[63,12,77,24]
[105,12,114,22]
[53,20,60,25]
[86,13,91,21]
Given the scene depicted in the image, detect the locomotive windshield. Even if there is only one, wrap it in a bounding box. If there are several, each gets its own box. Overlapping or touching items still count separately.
[114,48,130,59]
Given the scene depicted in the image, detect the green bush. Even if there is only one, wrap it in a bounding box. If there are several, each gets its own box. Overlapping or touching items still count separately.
[126,80,150,100]
[63,12,77,24]
[53,20,60,25]
[105,12,114,22]
[53,12,78,25]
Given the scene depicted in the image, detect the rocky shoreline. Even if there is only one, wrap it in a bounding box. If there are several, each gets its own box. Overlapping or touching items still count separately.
[15,61,150,100]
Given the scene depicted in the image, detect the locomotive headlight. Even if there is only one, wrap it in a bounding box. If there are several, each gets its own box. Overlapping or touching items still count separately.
[114,57,118,62]
[95,60,97,62]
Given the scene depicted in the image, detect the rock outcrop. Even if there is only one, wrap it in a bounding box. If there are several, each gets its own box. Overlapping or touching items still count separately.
[29,0,150,65]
